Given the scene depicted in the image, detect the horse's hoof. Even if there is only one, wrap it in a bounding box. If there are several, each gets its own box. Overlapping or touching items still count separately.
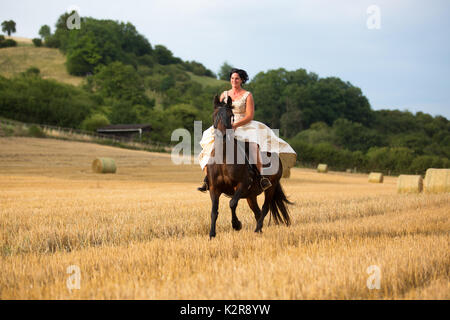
[232,220,242,231]
[209,232,216,239]
[254,227,262,233]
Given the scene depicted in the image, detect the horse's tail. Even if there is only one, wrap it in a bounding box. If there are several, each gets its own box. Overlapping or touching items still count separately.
[268,183,293,226]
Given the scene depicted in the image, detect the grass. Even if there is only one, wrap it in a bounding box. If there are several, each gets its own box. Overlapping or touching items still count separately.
[0,137,449,300]
[5,36,33,47]
[187,71,228,88]
[0,38,83,86]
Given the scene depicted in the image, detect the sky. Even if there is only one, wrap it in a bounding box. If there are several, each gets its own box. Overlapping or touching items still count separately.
[1,0,450,119]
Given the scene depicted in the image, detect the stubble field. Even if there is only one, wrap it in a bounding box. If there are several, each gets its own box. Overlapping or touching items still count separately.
[0,137,448,299]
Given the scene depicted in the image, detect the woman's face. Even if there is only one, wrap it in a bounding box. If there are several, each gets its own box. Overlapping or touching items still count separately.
[230,73,243,88]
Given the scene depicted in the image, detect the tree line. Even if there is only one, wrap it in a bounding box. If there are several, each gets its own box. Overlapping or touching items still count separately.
[37,12,215,78]
[245,68,449,174]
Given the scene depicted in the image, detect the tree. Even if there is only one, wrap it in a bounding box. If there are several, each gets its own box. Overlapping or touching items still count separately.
[91,61,153,107]
[332,118,382,152]
[183,60,215,77]
[164,103,200,133]
[153,45,181,65]
[280,108,303,138]
[1,20,16,36]
[247,68,289,128]
[39,25,51,39]
[109,101,139,124]
[218,61,234,80]
[81,113,110,131]
[66,32,102,75]
[49,14,154,69]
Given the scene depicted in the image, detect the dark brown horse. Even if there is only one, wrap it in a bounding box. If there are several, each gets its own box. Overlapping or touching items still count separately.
[206,95,293,238]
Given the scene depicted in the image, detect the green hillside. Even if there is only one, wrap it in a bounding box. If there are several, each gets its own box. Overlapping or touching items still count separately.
[0,43,83,86]
[187,71,228,87]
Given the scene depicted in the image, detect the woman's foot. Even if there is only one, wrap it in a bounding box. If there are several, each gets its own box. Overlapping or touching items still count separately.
[260,177,272,191]
[197,176,209,192]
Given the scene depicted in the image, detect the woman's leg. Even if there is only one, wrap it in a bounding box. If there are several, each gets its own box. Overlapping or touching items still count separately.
[198,167,209,192]
[249,142,262,173]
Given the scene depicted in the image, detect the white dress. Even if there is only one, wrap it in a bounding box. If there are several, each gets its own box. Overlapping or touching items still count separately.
[198,90,297,177]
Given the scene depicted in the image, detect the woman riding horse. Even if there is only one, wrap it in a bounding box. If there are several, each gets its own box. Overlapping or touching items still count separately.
[197,68,297,237]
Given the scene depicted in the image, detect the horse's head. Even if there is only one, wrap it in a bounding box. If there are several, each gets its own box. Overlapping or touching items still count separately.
[212,94,234,136]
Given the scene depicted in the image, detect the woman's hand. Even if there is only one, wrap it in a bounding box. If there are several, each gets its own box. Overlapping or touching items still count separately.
[232,123,238,131]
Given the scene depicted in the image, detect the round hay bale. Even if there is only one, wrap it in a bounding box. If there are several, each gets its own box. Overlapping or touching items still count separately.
[317,164,328,173]
[92,158,117,174]
[423,168,450,193]
[346,168,352,173]
[368,172,383,183]
[397,175,423,193]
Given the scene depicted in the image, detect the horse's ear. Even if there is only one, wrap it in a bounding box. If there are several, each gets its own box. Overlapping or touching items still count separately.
[226,95,233,108]
[213,95,220,109]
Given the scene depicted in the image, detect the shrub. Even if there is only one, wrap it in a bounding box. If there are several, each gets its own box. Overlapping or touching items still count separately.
[32,38,43,47]
[23,67,40,76]
[28,125,46,138]
[81,113,110,132]
[0,38,17,48]
[0,75,96,128]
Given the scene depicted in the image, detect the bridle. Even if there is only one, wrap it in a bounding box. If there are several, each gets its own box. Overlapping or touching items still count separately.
[213,106,234,136]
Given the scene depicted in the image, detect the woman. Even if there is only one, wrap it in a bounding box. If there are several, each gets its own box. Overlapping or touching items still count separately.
[197,68,297,192]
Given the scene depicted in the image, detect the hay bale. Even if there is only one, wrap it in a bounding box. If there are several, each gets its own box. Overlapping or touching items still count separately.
[92,158,116,174]
[317,164,328,173]
[346,168,352,173]
[397,175,423,193]
[368,172,383,183]
[423,168,450,193]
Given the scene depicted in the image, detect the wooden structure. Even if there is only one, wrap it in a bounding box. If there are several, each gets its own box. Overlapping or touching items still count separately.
[96,124,151,141]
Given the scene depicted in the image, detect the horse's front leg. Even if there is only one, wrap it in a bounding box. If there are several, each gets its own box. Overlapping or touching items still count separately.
[209,189,220,239]
[230,182,247,231]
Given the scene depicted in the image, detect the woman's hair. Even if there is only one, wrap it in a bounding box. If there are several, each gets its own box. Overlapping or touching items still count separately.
[229,68,249,84]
